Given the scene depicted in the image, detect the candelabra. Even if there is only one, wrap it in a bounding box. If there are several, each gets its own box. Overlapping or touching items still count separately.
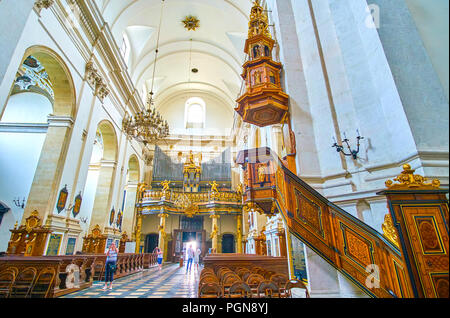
[13,197,25,209]
[332,130,364,160]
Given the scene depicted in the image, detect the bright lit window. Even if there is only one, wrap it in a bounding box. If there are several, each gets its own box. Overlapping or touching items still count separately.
[185,97,206,129]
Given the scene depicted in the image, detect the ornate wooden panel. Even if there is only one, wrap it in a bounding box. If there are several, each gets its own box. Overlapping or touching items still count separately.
[386,203,449,298]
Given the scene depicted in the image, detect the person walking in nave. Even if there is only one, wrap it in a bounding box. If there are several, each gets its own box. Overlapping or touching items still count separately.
[186,245,195,272]
[155,247,163,271]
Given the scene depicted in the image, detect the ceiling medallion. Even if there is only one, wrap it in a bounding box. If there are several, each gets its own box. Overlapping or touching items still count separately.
[183,16,200,31]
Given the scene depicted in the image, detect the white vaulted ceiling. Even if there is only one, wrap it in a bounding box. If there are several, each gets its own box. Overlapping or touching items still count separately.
[95,0,253,113]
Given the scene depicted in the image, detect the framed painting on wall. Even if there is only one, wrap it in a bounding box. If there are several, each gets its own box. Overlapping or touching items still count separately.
[46,234,63,256]
[66,237,77,255]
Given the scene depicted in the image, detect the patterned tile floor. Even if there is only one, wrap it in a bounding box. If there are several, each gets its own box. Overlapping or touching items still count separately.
[62,263,202,298]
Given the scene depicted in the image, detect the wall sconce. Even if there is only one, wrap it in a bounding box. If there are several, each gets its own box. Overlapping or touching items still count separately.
[13,197,25,209]
[332,130,364,160]
[80,217,88,224]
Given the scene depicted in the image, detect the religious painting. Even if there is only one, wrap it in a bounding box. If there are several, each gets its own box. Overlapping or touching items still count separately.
[66,237,77,255]
[46,234,63,256]
[109,207,115,226]
[72,192,82,218]
[257,164,267,184]
[56,185,69,214]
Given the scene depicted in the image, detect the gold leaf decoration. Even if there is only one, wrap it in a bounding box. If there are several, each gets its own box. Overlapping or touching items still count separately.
[183,16,200,31]
[385,164,441,190]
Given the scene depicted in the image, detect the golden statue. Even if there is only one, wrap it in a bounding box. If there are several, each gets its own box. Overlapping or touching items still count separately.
[210,224,218,239]
[161,180,171,192]
[210,181,219,193]
[188,151,195,164]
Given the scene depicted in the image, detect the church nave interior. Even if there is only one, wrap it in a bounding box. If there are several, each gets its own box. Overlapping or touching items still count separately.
[0,0,448,300]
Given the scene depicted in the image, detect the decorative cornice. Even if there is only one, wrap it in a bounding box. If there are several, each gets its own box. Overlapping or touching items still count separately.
[47,115,75,128]
[0,123,48,133]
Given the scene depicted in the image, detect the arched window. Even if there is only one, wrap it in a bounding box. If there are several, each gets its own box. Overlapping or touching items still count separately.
[185,97,206,129]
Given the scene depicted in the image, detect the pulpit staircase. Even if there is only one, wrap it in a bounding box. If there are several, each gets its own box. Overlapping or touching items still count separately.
[237,147,449,298]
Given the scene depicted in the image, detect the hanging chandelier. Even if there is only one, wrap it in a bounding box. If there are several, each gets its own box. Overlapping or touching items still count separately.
[122,94,169,146]
[122,0,169,146]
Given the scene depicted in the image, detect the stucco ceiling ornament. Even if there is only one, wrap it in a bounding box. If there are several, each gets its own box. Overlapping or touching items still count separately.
[183,16,200,31]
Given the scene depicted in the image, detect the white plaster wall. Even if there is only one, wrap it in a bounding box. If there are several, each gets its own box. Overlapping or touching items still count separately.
[1,93,52,123]
[405,0,449,99]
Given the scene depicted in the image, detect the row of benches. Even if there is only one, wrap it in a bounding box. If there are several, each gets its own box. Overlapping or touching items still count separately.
[0,253,158,298]
[198,265,309,298]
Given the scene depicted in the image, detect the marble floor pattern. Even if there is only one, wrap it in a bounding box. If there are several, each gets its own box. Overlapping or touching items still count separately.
[62,263,202,298]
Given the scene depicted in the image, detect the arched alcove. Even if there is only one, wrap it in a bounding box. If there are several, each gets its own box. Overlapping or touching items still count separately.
[127,155,140,182]
[121,154,140,235]
[0,46,76,242]
[86,120,118,233]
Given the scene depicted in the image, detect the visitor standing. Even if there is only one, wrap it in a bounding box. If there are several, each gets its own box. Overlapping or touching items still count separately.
[194,247,201,271]
[186,245,195,272]
[103,242,118,290]
[156,247,163,270]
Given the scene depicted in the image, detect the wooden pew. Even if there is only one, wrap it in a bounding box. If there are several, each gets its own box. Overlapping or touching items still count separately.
[44,255,97,297]
[203,254,289,276]
[0,253,157,297]
[0,256,63,298]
